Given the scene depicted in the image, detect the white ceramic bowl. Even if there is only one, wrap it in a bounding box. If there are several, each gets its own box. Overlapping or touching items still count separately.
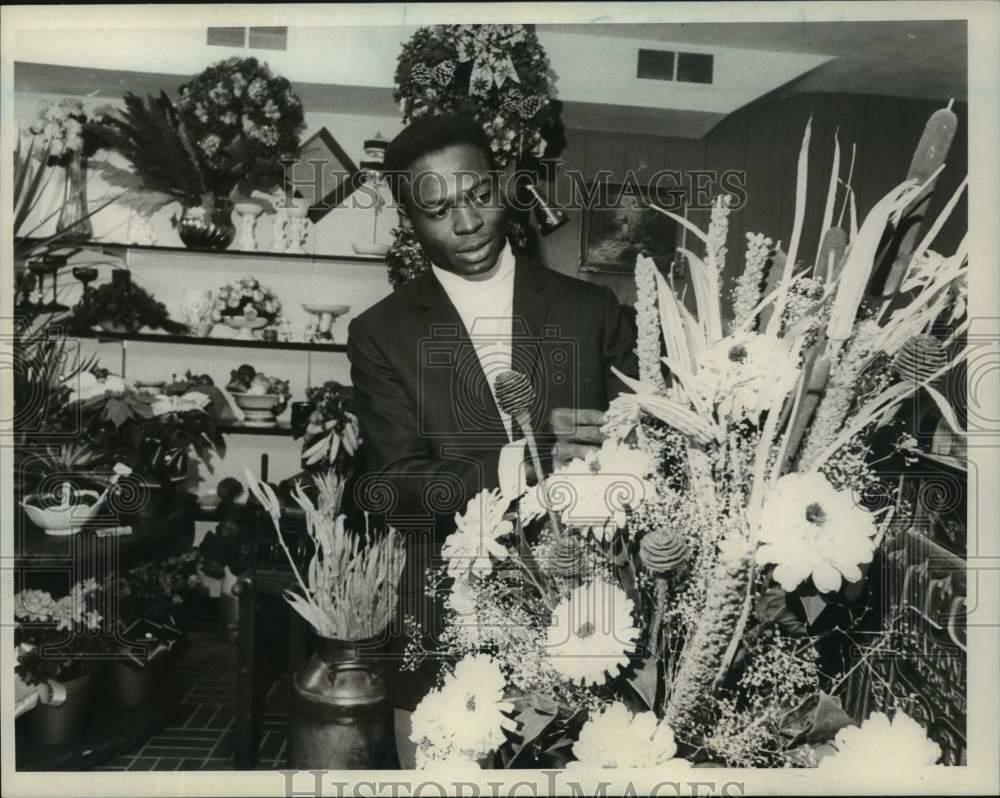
[230,392,281,412]
[301,304,350,317]
[22,490,102,536]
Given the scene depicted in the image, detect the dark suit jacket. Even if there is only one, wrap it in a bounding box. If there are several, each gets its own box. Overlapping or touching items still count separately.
[345,253,637,709]
[347,253,638,533]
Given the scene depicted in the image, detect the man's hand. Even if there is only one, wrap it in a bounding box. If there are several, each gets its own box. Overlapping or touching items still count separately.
[549,407,606,469]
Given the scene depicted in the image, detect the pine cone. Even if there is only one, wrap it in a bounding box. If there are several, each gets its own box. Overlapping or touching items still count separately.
[893,334,948,384]
[639,526,689,575]
[549,533,586,580]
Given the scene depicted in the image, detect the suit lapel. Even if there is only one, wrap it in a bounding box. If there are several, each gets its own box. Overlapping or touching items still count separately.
[511,254,551,433]
[414,271,508,442]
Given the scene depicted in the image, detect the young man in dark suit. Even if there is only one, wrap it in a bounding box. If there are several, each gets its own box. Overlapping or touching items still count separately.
[346,113,637,716]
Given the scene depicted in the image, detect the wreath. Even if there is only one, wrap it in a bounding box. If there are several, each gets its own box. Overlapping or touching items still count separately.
[388,24,560,287]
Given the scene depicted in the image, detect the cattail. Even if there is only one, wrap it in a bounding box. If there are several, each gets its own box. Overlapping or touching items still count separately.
[881,102,959,296]
[756,246,787,333]
[639,526,689,575]
[893,334,949,383]
[665,538,752,736]
[816,227,849,283]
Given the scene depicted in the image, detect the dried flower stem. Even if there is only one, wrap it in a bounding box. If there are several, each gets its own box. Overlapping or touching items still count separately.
[635,256,667,393]
[732,233,773,330]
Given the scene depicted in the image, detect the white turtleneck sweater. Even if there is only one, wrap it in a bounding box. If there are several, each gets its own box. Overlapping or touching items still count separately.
[431,241,517,441]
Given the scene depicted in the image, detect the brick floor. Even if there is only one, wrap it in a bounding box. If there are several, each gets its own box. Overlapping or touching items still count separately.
[104,631,289,771]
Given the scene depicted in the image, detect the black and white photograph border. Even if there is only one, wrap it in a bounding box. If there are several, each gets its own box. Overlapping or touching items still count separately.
[1,2,998,797]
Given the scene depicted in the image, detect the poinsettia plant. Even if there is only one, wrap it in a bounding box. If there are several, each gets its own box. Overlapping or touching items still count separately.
[59,367,226,482]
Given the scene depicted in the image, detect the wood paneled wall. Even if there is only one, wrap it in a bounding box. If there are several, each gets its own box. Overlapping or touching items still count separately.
[539,92,968,309]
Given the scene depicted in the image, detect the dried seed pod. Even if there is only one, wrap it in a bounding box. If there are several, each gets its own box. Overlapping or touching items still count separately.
[892,334,949,383]
[639,526,689,575]
[549,533,586,580]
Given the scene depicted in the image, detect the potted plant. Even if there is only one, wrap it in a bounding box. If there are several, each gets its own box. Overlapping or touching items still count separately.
[103,551,201,707]
[66,274,187,334]
[292,380,360,479]
[14,580,113,745]
[246,469,407,770]
[24,99,122,242]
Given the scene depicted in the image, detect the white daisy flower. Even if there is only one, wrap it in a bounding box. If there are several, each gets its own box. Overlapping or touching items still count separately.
[817,711,941,771]
[566,702,691,770]
[545,579,638,686]
[520,438,654,541]
[410,654,517,759]
[441,488,512,580]
[692,332,800,422]
[755,471,877,593]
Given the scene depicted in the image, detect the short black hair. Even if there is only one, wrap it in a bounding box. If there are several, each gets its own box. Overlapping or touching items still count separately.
[383,113,496,207]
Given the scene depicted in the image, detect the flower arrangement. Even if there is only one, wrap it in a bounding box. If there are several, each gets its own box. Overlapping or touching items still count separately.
[27,98,115,165]
[402,105,966,770]
[293,381,359,474]
[177,56,305,193]
[211,275,282,326]
[246,470,407,641]
[105,58,303,213]
[67,275,187,335]
[388,25,560,287]
[14,580,112,684]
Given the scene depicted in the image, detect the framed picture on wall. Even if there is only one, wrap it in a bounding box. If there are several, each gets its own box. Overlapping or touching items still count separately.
[285,127,362,224]
[579,181,681,274]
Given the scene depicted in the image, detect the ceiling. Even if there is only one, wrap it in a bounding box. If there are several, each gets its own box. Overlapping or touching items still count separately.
[537,21,968,102]
[14,21,968,140]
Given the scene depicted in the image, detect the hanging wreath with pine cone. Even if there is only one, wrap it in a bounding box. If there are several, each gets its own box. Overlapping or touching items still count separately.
[387,24,561,288]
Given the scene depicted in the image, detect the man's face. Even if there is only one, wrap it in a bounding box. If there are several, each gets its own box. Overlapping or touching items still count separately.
[399,143,507,279]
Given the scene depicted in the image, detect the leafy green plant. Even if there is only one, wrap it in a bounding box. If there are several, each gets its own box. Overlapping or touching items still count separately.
[66,277,186,334]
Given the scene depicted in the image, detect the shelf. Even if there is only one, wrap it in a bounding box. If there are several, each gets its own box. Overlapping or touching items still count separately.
[219,420,294,436]
[74,330,347,353]
[55,240,387,266]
